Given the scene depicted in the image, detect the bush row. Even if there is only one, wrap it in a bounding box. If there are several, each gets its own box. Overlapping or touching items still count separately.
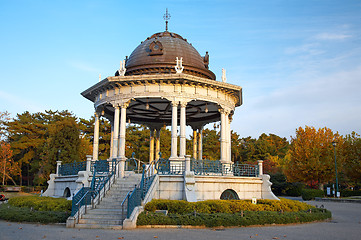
[0,204,70,223]
[137,208,331,227]
[8,196,72,212]
[340,190,361,197]
[301,189,324,201]
[144,198,313,214]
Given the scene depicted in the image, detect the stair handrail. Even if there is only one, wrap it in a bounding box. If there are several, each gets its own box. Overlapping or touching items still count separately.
[70,159,117,219]
[121,189,133,221]
[120,153,158,223]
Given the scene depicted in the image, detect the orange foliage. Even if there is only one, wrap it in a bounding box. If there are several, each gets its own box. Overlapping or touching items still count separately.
[285,126,344,189]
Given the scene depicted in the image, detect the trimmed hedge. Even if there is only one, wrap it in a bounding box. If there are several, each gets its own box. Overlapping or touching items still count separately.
[301,189,324,201]
[8,196,72,212]
[0,204,70,223]
[341,190,361,198]
[137,208,331,227]
[144,198,312,214]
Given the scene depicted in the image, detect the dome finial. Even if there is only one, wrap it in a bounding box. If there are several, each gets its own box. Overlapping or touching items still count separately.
[163,8,171,31]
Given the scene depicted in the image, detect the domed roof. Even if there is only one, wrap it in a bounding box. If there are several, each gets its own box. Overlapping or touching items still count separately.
[122,31,216,80]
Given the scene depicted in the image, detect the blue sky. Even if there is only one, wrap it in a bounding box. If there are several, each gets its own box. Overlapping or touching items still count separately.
[1,0,360,139]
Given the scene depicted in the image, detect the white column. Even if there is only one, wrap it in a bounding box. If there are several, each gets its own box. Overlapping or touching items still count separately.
[118,103,128,160]
[93,112,100,161]
[197,128,203,160]
[179,101,187,159]
[155,128,161,161]
[118,102,128,178]
[228,115,233,162]
[170,101,178,160]
[192,128,197,160]
[56,161,62,175]
[86,155,92,172]
[149,128,155,164]
[258,160,263,176]
[220,109,227,163]
[110,121,114,158]
[112,106,120,159]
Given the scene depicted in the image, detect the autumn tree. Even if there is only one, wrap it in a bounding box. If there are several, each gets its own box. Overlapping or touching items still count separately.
[343,132,361,186]
[0,141,20,185]
[286,126,344,189]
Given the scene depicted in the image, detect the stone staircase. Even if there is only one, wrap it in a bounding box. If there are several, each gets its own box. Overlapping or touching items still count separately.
[75,172,142,229]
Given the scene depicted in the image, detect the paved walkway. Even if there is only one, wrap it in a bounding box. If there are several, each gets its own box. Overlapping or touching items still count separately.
[1,201,360,240]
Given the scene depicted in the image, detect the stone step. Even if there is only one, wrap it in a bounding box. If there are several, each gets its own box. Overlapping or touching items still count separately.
[78,218,123,225]
[82,213,125,220]
[90,208,124,213]
[75,223,123,230]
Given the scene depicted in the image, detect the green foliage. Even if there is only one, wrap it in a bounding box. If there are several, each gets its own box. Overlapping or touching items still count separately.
[301,189,324,200]
[271,173,304,196]
[0,204,70,223]
[144,198,312,214]
[340,190,361,197]
[137,208,331,227]
[343,132,361,185]
[8,196,72,212]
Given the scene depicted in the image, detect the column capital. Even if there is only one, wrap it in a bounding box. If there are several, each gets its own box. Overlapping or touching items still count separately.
[171,101,179,107]
[179,101,188,108]
[218,107,231,115]
[112,103,120,108]
[120,101,129,108]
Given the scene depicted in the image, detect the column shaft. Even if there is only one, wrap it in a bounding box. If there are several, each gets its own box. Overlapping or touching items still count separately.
[110,121,114,158]
[92,112,100,161]
[170,102,178,159]
[118,104,127,160]
[149,128,155,164]
[179,102,187,159]
[220,110,227,163]
[197,129,203,160]
[112,106,120,159]
[155,129,161,161]
[192,129,197,160]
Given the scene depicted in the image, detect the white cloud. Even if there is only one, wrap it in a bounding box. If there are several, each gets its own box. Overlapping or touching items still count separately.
[232,66,361,139]
[284,43,324,56]
[0,90,44,114]
[314,33,352,41]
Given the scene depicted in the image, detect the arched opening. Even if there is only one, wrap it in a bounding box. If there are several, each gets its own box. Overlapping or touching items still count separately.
[63,187,71,198]
[220,189,239,200]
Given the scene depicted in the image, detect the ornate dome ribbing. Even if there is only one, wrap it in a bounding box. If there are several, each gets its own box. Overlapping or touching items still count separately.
[122,31,216,80]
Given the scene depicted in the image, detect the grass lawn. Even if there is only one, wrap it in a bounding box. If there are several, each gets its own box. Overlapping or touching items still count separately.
[0,191,38,199]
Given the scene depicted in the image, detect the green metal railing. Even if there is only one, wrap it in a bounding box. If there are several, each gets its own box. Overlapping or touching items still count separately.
[122,153,157,220]
[233,162,259,177]
[59,161,86,176]
[191,159,223,175]
[71,159,117,218]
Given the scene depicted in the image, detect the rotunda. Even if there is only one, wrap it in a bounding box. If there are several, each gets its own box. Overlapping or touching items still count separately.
[81,29,242,169]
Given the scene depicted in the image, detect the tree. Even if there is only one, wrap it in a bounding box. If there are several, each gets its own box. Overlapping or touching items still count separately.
[7,112,47,186]
[343,132,361,186]
[0,141,20,185]
[285,126,344,189]
[0,111,10,141]
[202,129,220,160]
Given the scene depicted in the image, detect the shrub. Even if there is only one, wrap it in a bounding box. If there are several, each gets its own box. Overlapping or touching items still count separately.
[341,190,361,197]
[144,198,313,214]
[0,204,69,223]
[8,196,72,212]
[301,189,324,200]
[137,208,331,227]
[270,173,304,196]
